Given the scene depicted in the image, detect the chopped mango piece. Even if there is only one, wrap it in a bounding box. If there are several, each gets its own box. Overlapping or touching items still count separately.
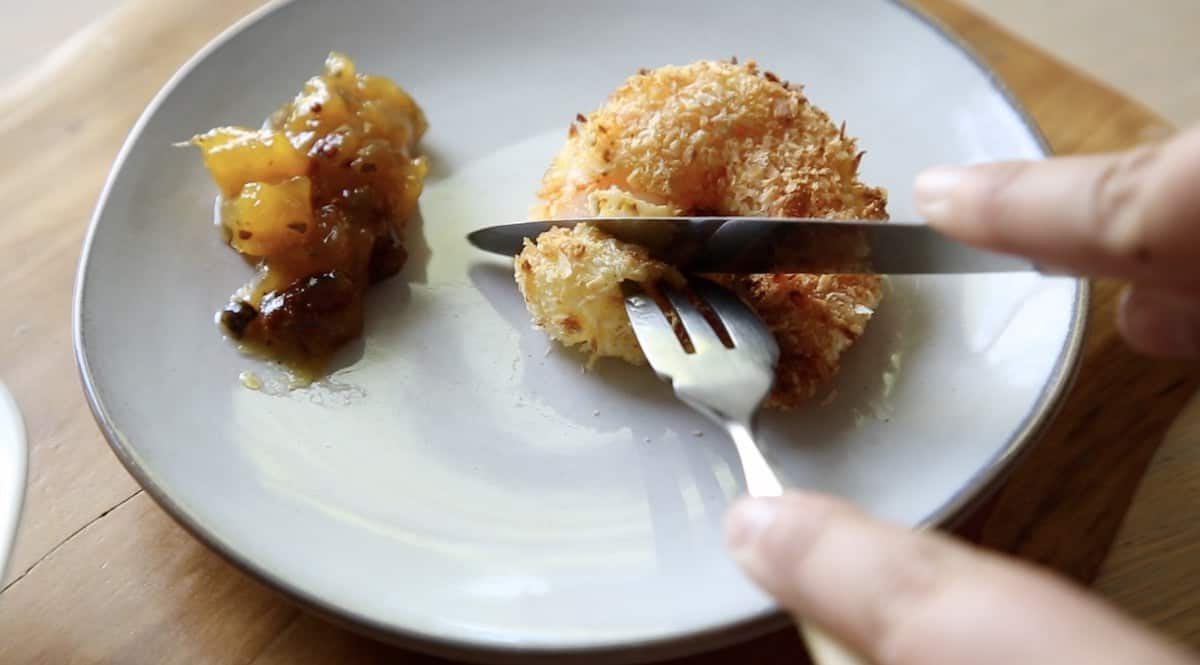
[281,77,352,150]
[227,177,316,257]
[192,128,308,198]
[324,51,356,80]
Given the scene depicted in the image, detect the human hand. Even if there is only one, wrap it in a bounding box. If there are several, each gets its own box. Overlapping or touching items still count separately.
[724,493,1197,664]
[914,124,1200,357]
[722,127,1200,664]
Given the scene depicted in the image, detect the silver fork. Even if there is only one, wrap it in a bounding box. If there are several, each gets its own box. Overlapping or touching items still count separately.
[622,277,782,497]
[622,276,868,665]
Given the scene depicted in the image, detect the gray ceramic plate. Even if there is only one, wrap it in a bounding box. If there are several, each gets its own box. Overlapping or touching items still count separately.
[75,0,1086,661]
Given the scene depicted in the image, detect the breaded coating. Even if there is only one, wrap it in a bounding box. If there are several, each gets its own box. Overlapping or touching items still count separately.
[516,59,888,407]
[516,224,683,364]
[717,273,879,406]
[534,59,886,221]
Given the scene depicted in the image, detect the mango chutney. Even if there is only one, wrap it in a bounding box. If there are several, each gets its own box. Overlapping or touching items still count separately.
[191,52,427,381]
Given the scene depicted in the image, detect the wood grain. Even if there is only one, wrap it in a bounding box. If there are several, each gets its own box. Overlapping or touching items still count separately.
[0,0,274,592]
[1096,392,1200,644]
[0,0,1195,663]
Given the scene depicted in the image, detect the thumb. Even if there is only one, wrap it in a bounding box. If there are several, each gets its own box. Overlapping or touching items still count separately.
[723,492,1195,665]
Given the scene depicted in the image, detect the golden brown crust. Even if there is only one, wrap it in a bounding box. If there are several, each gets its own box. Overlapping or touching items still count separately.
[515,224,683,365]
[534,59,887,221]
[713,273,879,407]
[518,59,888,407]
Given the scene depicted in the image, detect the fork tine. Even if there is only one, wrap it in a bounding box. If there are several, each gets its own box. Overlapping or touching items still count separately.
[621,281,690,368]
[689,278,780,364]
[663,285,725,352]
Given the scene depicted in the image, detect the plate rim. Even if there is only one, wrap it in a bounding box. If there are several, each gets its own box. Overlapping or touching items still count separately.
[72,0,1089,661]
[0,381,28,581]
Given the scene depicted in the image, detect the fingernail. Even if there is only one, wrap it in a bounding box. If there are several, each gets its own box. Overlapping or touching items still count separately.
[1120,288,1200,358]
[724,498,780,553]
[913,165,965,224]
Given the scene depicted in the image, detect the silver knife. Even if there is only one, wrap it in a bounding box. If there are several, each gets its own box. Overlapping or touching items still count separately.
[467,217,1034,275]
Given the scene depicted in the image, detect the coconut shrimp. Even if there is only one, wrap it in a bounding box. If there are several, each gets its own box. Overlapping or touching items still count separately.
[515,59,888,407]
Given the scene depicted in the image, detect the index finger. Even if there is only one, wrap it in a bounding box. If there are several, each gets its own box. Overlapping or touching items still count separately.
[915,126,1200,293]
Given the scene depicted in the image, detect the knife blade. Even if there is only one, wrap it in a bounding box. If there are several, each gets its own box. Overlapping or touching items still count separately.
[466,217,1033,275]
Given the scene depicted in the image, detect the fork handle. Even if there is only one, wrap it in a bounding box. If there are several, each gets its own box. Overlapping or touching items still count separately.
[802,623,872,665]
[728,421,782,498]
[727,421,871,665]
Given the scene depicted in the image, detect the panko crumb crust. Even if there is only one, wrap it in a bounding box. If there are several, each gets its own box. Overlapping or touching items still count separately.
[517,59,888,407]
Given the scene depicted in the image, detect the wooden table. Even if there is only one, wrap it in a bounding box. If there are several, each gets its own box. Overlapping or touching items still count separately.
[1,0,1198,662]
